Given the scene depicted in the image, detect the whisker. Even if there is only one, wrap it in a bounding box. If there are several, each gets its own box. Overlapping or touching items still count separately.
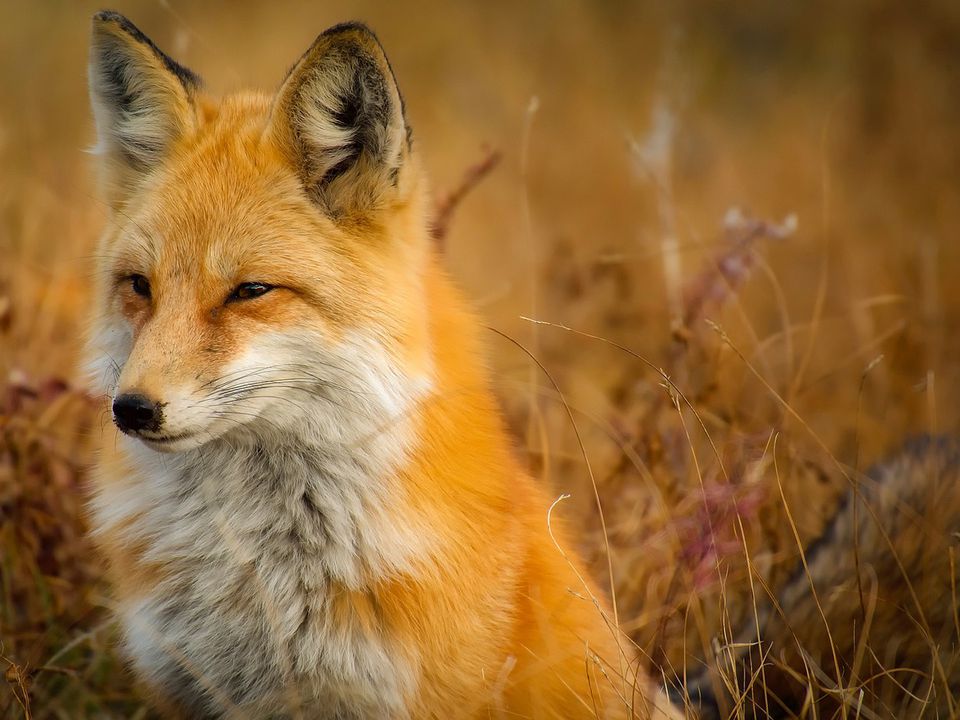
[208,376,364,401]
[200,361,370,394]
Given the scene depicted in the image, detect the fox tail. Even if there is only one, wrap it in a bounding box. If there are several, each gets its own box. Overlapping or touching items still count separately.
[674,435,960,719]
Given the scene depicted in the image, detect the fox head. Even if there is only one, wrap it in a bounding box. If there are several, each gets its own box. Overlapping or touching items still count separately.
[87,12,434,453]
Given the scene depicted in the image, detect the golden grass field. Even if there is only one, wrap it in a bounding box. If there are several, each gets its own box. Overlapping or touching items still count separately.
[2,1,960,717]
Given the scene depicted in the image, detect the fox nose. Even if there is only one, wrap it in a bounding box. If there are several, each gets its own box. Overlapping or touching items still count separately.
[113,393,162,433]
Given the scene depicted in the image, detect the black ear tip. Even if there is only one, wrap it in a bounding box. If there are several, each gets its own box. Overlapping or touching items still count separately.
[319,21,383,48]
[90,10,202,90]
[93,10,131,28]
[91,11,144,42]
[93,9,123,21]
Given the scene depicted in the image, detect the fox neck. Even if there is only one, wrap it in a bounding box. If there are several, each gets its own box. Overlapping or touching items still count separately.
[96,251,517,590]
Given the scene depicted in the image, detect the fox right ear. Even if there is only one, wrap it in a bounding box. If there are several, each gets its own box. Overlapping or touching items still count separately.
[88,11,199,203]
[270,23,409,219]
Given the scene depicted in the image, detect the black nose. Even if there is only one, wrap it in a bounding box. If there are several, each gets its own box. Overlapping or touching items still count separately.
[113,393,162,433]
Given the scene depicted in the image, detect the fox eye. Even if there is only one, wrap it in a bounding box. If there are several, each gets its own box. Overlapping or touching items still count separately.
[130,274,151,299]
[228,282,274,303]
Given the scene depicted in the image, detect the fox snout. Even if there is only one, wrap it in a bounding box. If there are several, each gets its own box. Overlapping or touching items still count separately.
[112,393,163,434]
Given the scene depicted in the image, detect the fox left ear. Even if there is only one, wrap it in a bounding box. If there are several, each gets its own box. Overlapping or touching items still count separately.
[88,11,200,204]
[271,23,409,218]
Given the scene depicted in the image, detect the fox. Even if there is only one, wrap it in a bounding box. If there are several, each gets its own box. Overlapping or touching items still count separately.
[84,11,681,720]
[677,435,960,718]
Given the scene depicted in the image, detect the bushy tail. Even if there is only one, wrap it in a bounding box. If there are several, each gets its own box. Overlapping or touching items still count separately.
[677,435,960,719]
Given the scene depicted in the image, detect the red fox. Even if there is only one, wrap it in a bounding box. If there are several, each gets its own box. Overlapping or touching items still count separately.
[85,11,680,719]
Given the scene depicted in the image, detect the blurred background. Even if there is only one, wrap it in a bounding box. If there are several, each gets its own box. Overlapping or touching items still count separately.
[2,1,960,717]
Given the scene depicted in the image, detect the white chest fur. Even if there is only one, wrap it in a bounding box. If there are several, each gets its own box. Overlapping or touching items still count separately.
[90,336,435,716]
[96,433,425,716]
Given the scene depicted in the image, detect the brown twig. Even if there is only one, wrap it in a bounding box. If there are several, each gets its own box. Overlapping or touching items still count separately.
[4,656,33,720]
[431,146,502,249]
[678,208,796,338]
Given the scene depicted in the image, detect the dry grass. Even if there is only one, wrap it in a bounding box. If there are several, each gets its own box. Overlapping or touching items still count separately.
[2,1,960,717]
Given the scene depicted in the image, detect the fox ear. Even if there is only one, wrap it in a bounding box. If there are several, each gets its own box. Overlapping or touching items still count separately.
[271,23,409,218]
[88,11,199,201]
